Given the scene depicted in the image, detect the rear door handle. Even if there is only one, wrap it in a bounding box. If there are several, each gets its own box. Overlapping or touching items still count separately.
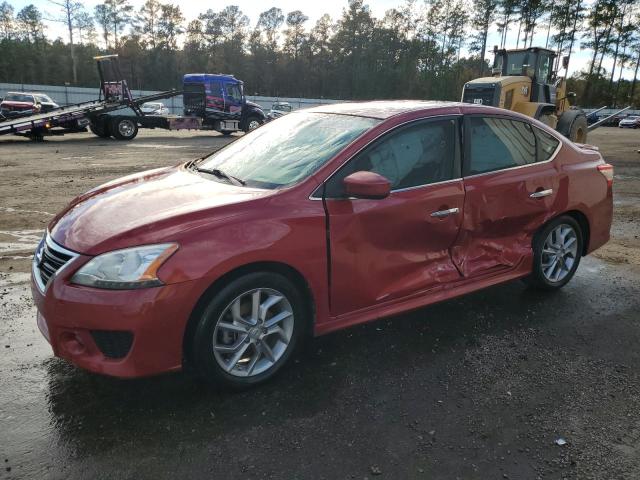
[430,207,460,218]
[530,189,553,198]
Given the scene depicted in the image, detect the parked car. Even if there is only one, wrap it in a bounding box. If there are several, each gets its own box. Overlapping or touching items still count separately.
[31,101,613,388]
[0,92,59,118]
[619,115,640,128]
[140,102,170,116]
[268,102,292,120]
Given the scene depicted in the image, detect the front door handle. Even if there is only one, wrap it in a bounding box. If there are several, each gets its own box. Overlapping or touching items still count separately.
[430,207,460,218]
[530,189,553,198]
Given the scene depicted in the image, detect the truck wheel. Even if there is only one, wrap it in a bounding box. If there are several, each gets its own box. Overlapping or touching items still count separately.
[557,110,588,144]
[111,117,139,141]
[244,116,262,133]
[89,121,111,138]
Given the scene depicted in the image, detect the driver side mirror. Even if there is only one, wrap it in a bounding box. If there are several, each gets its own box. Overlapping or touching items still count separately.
[343,171,391,200]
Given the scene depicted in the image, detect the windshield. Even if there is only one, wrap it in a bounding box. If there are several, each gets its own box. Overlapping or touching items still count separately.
[199,112,379,189]
[35,94,53,103]
[5,93,33,103]
[505,52,529,75]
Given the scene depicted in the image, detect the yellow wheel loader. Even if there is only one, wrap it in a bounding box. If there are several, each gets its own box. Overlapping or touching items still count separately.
[462,47,589,142]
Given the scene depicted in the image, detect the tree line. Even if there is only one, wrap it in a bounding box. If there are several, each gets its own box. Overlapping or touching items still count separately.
[0,0,639,108]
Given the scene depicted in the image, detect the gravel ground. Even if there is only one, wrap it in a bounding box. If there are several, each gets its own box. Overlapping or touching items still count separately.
[0,127,639,480]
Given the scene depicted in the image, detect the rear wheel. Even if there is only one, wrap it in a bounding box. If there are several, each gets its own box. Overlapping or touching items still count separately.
[89,120,111,138]
[191,272,307,389]
[557,110,588,143]
[525,216,583,290]
[110,117,139,141]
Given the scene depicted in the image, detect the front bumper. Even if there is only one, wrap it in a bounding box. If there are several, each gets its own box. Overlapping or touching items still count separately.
[31,256,204,378]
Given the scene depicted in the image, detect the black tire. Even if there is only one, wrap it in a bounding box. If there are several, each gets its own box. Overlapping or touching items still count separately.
[244,115,262,133]
[525,215,583,290]
[89,121,111,138]
[191,272,308,389]
[110,116,139,141]
[557,110,588,143]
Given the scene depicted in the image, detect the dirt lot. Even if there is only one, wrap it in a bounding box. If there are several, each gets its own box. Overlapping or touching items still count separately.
[0,127,639,479]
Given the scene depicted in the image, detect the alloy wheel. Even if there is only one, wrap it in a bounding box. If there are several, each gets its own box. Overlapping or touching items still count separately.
[541,223,578,283]
[212,288,294,377]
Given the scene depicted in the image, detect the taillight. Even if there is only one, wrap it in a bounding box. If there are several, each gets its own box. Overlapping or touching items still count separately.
[597,163,614,188]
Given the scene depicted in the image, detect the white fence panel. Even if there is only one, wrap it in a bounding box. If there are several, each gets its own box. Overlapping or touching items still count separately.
[0,82,340,115]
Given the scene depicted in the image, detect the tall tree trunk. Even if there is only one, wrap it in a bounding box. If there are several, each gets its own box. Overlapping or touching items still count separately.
[613,44,627,108]
[564,0,581,71]
[479,18,488,76]
[66,7,77,83]
[545,14,552,48]
[608,7,626,94]
[630,48,640,105]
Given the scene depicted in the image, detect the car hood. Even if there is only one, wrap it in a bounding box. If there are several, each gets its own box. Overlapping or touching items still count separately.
[245,100,263,110]
[49,165,276,255]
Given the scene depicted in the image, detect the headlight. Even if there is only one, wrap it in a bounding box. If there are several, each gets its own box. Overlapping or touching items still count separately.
[71,243,178,289]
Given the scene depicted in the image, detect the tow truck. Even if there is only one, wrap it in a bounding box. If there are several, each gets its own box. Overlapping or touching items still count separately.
[0,55,266,141]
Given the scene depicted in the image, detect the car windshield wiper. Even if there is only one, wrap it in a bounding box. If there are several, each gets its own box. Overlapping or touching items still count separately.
[190,163,246,186]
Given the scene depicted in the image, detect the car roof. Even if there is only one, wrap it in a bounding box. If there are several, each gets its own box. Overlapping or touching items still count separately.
[306,100,464,119]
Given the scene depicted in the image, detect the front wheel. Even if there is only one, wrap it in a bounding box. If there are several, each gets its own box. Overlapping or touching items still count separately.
[244,116,262,133]
[191,272,307,389]
[525,216,583,290]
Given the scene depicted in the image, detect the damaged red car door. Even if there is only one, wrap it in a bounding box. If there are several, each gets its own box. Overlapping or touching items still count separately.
[323,117,465,316]
[452,115,562,277]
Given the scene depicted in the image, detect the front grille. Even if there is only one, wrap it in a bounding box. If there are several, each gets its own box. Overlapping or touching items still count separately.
[91,330,134,359]
[462,85,497,107]
[34,235,77,290]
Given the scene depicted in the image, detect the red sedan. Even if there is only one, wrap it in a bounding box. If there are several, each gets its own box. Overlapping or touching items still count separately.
[31,101,613,388]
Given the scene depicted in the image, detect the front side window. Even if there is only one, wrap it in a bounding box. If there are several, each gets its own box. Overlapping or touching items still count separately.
[466,116,536,175]
[226,83,242,100]
[325,118,459,197]
[199,112,379,189]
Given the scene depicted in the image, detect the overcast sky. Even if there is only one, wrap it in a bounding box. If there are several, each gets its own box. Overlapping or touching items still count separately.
[9,0,631,80]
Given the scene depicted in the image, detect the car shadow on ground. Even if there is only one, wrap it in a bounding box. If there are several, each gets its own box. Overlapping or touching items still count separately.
[42,277,553,454]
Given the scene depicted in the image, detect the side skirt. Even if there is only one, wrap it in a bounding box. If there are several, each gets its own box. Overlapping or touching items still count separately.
[314,257,532,336]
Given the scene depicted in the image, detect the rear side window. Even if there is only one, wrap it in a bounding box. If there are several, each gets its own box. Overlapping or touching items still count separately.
[466,116,536,175]
[324,118,459,197]
[534,127,560,162]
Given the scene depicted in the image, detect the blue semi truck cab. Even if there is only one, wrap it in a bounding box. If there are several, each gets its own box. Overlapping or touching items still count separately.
[182,74,266,134]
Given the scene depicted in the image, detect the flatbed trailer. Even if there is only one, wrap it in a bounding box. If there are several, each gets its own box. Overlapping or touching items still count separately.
[0,55,255,141]
[0,86,184,140]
